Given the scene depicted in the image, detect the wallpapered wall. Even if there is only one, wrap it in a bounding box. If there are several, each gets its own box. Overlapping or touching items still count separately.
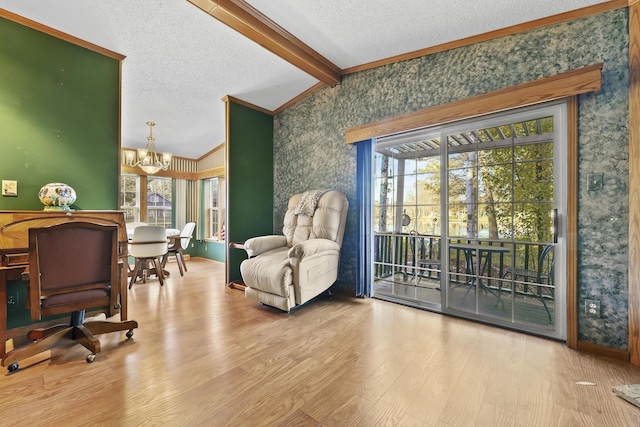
[273,10,629,349]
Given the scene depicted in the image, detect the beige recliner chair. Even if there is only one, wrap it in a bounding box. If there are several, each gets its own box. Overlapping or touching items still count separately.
[240,190,348,312]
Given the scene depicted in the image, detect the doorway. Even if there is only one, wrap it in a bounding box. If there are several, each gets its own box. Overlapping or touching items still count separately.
[372,103,567,339]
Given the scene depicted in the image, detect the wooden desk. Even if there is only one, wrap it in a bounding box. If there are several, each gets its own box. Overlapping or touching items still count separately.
[0,210,129,361]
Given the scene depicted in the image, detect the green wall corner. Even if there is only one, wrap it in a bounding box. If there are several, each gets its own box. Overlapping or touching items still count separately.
[225,101,274,283]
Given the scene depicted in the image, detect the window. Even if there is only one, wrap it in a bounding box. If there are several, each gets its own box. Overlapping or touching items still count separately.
[120,174,140,223]
[146,176,172,226]
[205,177,223,240]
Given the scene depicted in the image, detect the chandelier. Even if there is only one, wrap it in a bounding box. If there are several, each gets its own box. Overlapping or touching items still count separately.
[125,121,172,174]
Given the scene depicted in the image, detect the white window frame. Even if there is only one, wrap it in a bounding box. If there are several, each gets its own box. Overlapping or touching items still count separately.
[206,177,221,240]
[120,174,140,223]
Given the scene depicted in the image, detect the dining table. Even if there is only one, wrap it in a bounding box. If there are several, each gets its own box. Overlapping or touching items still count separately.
[448,242,511,289]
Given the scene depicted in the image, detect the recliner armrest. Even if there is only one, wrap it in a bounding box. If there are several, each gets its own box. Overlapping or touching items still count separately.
[244,235,288,257]
[288,239,340,260]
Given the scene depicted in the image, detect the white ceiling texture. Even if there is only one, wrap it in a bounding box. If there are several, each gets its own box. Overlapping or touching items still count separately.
[0,0,609,159]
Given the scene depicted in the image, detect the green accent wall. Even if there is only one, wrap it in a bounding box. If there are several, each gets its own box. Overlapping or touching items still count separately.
[0,17,120,211]
[193,240,225,262]
[0,16,121,329]
[226,101,273,283]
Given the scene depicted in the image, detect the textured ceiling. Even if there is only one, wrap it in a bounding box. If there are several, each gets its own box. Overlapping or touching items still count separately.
[0,0,609,159]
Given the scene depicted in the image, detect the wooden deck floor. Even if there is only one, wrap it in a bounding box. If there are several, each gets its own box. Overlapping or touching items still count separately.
[1,258,640,426]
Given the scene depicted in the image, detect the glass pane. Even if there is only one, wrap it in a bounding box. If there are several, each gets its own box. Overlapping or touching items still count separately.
[415,205,441,236]
[400,174,417,204]
[477,165,512,203]
[374,177,395,205]
[448,205,474,238]
[146,177,172,226]
[417,155,440,173]
[403,157,417,175]
[515,142,553,161]
[513,202,553,243]
[374,152,396,178]
[416,173,440,205]
[448,167,475,204]
[513,160,554,203]
[374,205,394,233]
[478,203,512,241]
[479,146,513,166]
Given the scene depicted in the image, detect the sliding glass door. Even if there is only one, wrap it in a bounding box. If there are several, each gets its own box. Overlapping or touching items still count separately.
[372,103,566,339]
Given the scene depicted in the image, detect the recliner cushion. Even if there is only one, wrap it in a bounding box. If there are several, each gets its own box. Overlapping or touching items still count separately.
[240,247,292,297]
[283,190,346,247]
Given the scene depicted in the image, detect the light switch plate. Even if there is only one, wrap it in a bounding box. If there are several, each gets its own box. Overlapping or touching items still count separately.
[1,180,17,196]
[587,173,603,191]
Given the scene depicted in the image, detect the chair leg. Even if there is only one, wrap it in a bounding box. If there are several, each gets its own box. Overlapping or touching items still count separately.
[129,259,143,289]
[2,327,74,367]
[72,324,101,356]
[179,250,188,273]
[176,252,184,276]
[153,257,165,286]
[26,323,69,341]
[84,319,139,336]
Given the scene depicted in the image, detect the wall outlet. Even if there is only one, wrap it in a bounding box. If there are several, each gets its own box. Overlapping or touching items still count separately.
[6,289,18,306]
[585,299,600,317]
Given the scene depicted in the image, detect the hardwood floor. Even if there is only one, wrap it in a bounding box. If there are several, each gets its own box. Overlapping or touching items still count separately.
[2,258,640,426]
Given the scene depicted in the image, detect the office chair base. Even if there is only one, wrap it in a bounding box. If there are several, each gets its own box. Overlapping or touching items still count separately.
[2,319,139,372]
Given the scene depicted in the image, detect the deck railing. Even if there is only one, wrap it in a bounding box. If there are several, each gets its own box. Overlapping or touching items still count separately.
[374,232,550,287]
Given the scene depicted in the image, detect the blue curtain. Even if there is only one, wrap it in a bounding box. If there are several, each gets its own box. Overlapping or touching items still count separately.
[356,139,374,297]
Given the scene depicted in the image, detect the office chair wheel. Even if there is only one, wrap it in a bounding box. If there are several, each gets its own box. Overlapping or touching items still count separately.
[126,329,134,339]
[86,354,96,363]
[7,363,19,372]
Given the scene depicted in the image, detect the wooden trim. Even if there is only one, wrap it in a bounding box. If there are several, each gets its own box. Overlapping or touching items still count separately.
[566,96,579,349]
[117,59,124,211]
[193,167,225,180]
[342,1,628,75]
[197,144,225,163]
[223,97,232,285]
[577,341,630,362]
[0,8,125,60]
[273,82,325,115]
[628,0,640,365]
[222,95,273,115]
[345,63,603,144]
[187,0,340,86]
[139,175,148,221]
[121,165,195,180]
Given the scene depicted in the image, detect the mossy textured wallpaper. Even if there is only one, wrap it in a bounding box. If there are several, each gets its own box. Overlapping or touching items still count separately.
[274,10,629,349]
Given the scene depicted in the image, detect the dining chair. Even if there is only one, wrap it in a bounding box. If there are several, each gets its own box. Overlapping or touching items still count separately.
[162,222,196,276]
[405,230,441,283]
[501,244,554,320]
[125,221,148,240]
[128,226,168,289]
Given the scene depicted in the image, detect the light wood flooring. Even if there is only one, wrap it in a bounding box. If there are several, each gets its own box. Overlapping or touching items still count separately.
[1,258,640,426]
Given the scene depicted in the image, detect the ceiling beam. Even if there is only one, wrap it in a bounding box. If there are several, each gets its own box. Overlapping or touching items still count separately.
[187,0,341,86]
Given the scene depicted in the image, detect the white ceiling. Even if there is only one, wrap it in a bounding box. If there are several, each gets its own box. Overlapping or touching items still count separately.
[0,0,609,160]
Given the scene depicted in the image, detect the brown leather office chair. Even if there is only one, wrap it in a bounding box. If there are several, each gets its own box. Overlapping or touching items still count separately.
[1,222,138,372]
